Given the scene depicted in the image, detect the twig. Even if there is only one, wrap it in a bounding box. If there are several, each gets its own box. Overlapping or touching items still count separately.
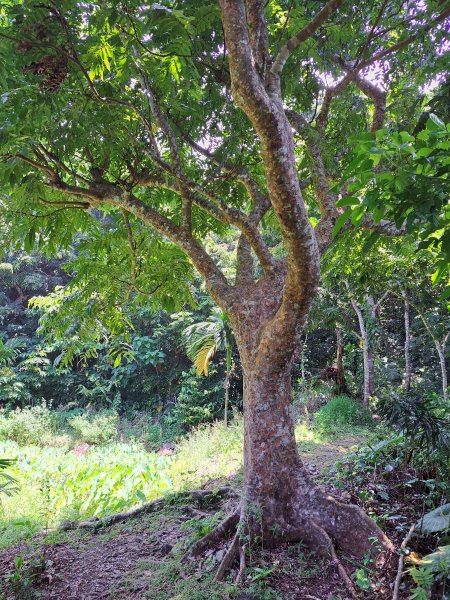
[392,523,415,600]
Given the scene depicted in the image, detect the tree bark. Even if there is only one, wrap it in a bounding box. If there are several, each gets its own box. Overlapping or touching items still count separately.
[224,372,230,427]
[435,342,449,403]
[335,326,348,395]
[402,290,412,393]
[415,307,449,403]
[238,342,391,556]
[350,297,375,406]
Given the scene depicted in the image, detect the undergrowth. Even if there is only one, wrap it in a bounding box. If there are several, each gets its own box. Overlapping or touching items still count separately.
[0,410,370,550]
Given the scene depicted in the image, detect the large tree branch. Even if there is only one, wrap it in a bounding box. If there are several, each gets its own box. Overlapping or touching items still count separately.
[334,59,386,132]
[220,0,320,364]
[269,0,345,90]
[11,152,235,307]
[245,0,270,76]
[136,167,275,271]
[181,134,271,225]
[114,193,234,308]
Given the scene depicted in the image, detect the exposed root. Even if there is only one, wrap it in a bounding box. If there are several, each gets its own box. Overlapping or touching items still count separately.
[392,523,415,600]
[214,531,240,582]
[321,496,394,558]
[330,540,358,598]
[188,510,240,558]
[58,487,232,532]
[235,543,246,584]
[307,521,358,598]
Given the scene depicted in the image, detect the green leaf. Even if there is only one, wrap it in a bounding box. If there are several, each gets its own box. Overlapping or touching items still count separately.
[417,503,450,534]
[427,113,446,131]
[24,227,36,252]
[415,147,433,158]
[332,209,352,239]
[335,196,360,208]
[351,205,365,226]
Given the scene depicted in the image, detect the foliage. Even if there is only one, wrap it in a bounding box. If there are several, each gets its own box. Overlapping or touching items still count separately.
[0,405,53,446]
[68,412,119,445]
[409,503,450,599]
[0,458,17,498]
[170,367,225,429]
[335,117,450,292]
[0,336,25,367]
[315,395,372,431]
[0,440,172,532]
[171,413,244,488]
[183,309,233,377]
[417,503,450,535]
[2,554,48,600]
[378,391,450,453]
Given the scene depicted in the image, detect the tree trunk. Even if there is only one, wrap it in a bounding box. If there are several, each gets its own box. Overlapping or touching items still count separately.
[335,326,348,394]
[367,347,375,399]
[224,374,230,427]
[239,352,391,556]
[402,290,411,393]
[350,298,374,406]
[435,343,448,402]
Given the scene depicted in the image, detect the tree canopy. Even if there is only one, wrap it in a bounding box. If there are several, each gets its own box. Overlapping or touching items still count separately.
[1,0,449,569]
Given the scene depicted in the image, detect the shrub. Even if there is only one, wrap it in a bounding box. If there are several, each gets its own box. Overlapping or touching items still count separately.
[315,395,372,431]
[0,405,53,445]
[292,378,333,418]
[378,391,450,453]
[69,412,119,445]
[172,368,224,429]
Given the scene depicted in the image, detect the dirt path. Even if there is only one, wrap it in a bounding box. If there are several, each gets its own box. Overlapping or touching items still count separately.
[300,433,367,470]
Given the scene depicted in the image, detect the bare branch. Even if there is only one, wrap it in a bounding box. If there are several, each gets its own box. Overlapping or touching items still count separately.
[334,59,386,131]
[39,197,90,209]
[358,4,450,70]
[359,214,407,237]
[137,163,275,272]
[12,153,59,182]
[270,0,345,88]
[354,0,390,65]
[181,134,271,224]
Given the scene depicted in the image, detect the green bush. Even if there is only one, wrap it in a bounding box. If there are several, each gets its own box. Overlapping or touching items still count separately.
[0,405,53,445]
[69,412,119,445]
[315,395,372,431]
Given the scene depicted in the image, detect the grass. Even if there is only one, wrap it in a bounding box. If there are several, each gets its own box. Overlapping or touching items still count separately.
[0,413,373,550]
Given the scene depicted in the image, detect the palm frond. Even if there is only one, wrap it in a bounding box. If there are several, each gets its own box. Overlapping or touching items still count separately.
[193,340,217,376]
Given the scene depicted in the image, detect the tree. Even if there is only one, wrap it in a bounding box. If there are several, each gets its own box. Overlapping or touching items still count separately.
[183,308,234,425]
[1,0,448,562]
[388,245,449,401]
[346,286,389,405]
[402,289,412,393]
